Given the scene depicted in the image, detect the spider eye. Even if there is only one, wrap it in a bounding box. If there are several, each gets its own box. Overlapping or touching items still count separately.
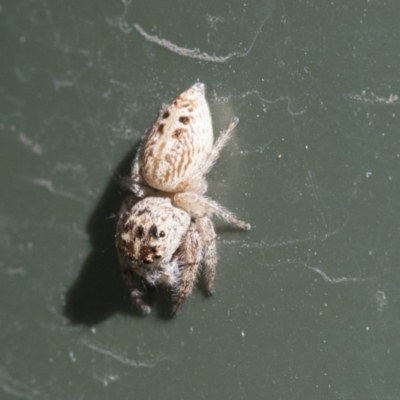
[136,226,144,238]
[149,224,158,238]
[159,230,165,237]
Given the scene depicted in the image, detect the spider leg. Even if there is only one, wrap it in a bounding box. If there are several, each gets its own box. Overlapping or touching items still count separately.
[202,117,239,175]
[172,225,202,314]
[130,279,151,315]
[121,141,158,198]
[173,192,251,231]
[175,117,238,194]
[120,142,145,197]
[120,260,152,315]
[197,216,217,295]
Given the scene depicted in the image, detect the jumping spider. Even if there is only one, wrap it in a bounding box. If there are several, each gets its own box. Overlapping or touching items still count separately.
[116,83,250,315]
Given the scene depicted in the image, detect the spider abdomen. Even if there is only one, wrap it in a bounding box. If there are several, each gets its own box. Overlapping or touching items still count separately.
[142,83,213,192]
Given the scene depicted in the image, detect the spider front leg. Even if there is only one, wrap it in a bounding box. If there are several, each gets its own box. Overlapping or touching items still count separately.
[196,216,217,295]
[172,225,202,314]
[173,192,251,231]
[121,143,157,198]
[119,258,152,315]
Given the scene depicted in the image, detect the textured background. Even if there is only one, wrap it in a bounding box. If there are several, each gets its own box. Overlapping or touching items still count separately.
[1,0,400,399]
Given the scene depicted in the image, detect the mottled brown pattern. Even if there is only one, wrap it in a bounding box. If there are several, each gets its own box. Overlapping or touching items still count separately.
[176,151,186,177]
[158,141,166,153]
[164,154,174,165]
[141,84,213,192]
[172,128,185,139]
[164,163,171,183]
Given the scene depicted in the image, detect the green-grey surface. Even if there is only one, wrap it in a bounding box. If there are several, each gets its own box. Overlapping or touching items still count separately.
[1,0,400,399]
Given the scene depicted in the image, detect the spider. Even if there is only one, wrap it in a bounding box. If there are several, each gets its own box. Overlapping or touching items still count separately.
[116,83,250,315]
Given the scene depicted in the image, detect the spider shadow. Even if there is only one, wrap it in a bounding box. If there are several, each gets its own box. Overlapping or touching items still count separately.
[64,143,247,324]
[64,141,180,324]
[64,144,143,325]
[215,224,246,235]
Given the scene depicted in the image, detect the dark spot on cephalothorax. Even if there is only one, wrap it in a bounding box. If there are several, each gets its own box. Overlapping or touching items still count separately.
[172,129,185,139]
[162,110,170,119]
[159,230,166,237]
[151,246,157,252]
[179,116,190,125]
[137,207,151,216]
[136,226,144,238]
[149,224,158,238]
[124,222,134,232]
[157,124,164,134]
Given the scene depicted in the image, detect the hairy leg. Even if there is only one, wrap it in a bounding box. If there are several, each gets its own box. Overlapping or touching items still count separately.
[173,192,251,231]
[175,117,238,194]
[173,225,202,314]
[121,143,158,198]
[119,258,151,315]
[202,117,239,175]
[119,143,147,197]
[197,216,217,295]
